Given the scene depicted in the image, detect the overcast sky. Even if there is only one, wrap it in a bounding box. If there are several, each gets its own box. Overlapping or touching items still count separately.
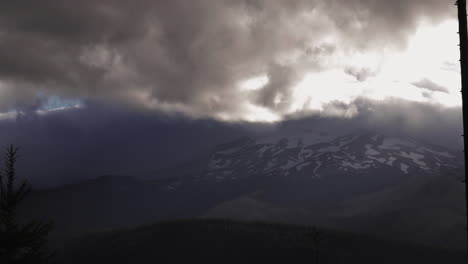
[0,0,465,186]
[0,0,461,122]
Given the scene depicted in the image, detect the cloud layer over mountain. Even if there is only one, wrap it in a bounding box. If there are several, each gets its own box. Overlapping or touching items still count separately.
[0,97,461,187]
[0,0,456,119]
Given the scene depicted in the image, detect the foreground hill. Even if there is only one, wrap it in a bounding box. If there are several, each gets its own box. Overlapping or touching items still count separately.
[56,219,465,264]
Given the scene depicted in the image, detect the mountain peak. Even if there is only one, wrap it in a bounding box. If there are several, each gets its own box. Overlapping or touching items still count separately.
[202,132,462,182]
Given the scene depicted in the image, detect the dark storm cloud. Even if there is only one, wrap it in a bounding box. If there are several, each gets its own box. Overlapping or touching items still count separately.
[286,97,463,149]
[0,97,461,187]
[412,78,450,93]
[0,102,249,187]
[0,0,456,118]
[351,98,462,148]
[255,64,298,111]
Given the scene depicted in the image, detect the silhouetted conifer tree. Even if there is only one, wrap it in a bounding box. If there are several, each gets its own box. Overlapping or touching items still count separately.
[0,145,53,263]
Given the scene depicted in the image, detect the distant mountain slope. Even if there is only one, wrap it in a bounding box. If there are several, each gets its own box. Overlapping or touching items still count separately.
[200,132,461,182]
[198,132,465,248]
[21,131,466,249]
[56,219,466,264]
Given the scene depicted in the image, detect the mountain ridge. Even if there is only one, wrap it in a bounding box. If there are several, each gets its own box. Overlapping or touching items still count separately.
[20,131,467,249]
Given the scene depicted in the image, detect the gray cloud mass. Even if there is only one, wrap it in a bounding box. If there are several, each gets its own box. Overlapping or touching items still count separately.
[412,78,450,93]
[0,0,455,118]
[344,66,376,82]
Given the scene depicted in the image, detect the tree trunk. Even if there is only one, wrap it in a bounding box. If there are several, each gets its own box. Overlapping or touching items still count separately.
[456,0,468,258]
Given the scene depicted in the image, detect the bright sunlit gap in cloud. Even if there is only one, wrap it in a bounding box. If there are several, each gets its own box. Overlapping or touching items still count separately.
[238,75,269,91]
[238,104,280,123]
[234,19,462,122]
[0,111,17,121]
[0,95,84,120]
[381,19,461,106]
[289,19,462,117]
[36,95,84,115]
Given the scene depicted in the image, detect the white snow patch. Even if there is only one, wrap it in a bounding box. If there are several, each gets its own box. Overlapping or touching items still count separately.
[387,157,397,166]
[313,161,322,177]
[283,160,297,170]
[299,148,314,159]
[297,162,311,171]
[209,159,232,169]
[264,160,276,171]
[332,154,343,160]
[365,144,380,155]
[257,145,270,157]
[371,134,380,141]
[272,149,284,156]
[417,147,454,158]
[318,145,340,153]
[217,147,241,155]
[341,161,371,169]
[343,152,356,160]
[369,156,386,163]
[400,163,409,174]
[398,152,428,169]
[337,135,359,147]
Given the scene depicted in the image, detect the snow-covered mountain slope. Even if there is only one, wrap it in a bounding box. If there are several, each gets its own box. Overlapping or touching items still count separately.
[191,131,466,248]
[201,132,462,182]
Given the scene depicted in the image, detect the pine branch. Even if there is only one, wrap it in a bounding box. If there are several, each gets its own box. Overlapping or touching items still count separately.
[0,145,53,263]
